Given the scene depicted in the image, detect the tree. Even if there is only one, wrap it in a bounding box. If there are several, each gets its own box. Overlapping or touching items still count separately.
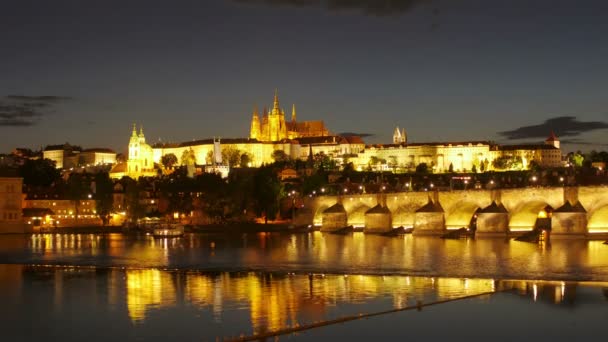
[253,166,284,223]
[94,172,114,225]
[221,146,241,167]
[571,152,584,168]
[180,149,196,166]
[480,160,485,172]
[240,152,252,168]
[18,158,61,187]
[205,150,214,164]
[161,153,178,170]
[471,164,477,173]
[123,177,145,223]
[448,162,454,173]
[314,152,336,171]
[271,150,289,164]
[416,163,429,174]
[388,156,398,172]
[66,173,89,220]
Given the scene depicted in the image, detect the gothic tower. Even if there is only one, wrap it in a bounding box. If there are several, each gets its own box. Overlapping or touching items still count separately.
[249,106,261,140]
[268,89,287,141]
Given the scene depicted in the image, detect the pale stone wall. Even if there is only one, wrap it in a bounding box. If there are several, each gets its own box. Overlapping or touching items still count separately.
[353,143,493,172]
[413,212,446,235]
[43,150,64,168]
[476,213,509,236]
[551,212,587,237]
[364,212,392,233]
[321,211,347,232]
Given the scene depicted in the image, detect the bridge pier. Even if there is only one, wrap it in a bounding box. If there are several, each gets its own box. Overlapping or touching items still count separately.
[293,207,314,227]
[321,201,348,232]
[413,199,446,236]
[364,205,392,234]
[476,201,509,238]
[551,201,588,239]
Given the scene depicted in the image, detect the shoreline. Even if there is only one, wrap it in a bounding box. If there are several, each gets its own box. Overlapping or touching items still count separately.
[19,222,294,234]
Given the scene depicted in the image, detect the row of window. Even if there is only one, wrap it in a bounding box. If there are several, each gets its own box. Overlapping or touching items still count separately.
[2,212,19,220]
[3,184,17,193]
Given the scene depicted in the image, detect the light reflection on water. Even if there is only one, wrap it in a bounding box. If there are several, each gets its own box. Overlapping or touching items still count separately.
[0,232,605,280]
[0,264,606,341]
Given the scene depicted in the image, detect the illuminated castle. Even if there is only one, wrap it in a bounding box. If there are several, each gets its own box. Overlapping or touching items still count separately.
[250,90,329,142]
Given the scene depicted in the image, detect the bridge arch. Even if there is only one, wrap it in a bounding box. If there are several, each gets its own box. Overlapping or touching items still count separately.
[313,204,329,225]
[445,202,480,229]
[509,200,551,231]
[587,204,608,233]
[346,204,372,227]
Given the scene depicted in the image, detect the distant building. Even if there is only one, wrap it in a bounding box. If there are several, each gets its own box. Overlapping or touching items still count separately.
[0,172,27,233]
[43,143,81,169]
[354,131,562,172]
[43,143,115,169]
[80,148,117,166]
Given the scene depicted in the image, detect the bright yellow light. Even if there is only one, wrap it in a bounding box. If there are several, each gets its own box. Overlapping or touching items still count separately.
[537,210,547,218]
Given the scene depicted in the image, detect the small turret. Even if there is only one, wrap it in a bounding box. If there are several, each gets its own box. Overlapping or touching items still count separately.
[291,104,297,122]
[273,88,280,112]
[545,131,560,149]
[250,105,261,140]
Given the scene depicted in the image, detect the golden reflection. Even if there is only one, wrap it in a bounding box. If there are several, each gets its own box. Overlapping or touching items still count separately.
[126,269,176,322]
[122,268,499,334]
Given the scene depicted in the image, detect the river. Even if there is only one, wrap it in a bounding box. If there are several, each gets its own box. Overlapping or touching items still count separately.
[0,232,607,341]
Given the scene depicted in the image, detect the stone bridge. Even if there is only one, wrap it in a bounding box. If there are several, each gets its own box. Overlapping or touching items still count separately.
[294,186,608,239]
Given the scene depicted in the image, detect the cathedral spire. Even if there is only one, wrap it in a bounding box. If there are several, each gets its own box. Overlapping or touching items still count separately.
[291,104,297,122]
[131,123,137,137]
[139,125,145,137]
[273,88,280,112]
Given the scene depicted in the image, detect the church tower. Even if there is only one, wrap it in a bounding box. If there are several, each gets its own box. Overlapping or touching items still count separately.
[545,131,560,149]
[291,104,297,122]
[249,106,261,140]
[267,89,287,141]
[393,126,407,144]
[127,124,155,179]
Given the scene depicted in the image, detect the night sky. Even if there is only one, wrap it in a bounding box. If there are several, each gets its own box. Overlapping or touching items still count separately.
[2,0,608,154]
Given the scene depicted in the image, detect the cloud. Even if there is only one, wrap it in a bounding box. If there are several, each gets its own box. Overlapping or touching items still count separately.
[6,95,72,102]
[338,132,374,138]
[0,95,71,127]
[498,116,608,140]
[230,0,428,16]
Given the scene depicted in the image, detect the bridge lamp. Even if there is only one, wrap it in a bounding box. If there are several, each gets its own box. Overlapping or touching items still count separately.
[559,177,564,182]
[321,188,325,193]
[532,176,537,182]
[344,188,348,193]
[430,183,434,188]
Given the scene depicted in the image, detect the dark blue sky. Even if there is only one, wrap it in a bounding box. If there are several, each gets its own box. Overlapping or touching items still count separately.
[1,0,608,153]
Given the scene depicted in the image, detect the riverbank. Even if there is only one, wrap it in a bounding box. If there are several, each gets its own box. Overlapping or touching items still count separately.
[21,222,294,234]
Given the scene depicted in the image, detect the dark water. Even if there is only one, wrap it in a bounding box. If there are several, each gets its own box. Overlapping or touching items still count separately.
[0,232,607,341]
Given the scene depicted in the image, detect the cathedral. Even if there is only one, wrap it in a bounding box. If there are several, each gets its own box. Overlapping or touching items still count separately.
[249,90,329,142]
